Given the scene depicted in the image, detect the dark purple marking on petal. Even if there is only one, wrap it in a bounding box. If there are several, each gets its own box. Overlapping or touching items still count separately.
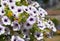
[25,9,28,11]
[37,33,40,37]
[30,18,33,21]
[33,11,36,13]
[18,9,21,12]
[4,19,8,22]
[26,23,30,26]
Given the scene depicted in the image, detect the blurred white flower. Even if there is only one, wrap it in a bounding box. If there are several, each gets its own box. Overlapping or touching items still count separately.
[11,20,21,31]
[37,20,46,30]
[50,26,57,32]
[4,27,10,35]
[1,0,8,8]
[24,22,32,29]
[22,28,29,34]
[0,25,5,35]
[22,6,30,14]
[7,0,16,5]
[28,5,37,11]
[47,19,54,26]
[0,8,5,17]
[34,32,43,40]
[11,35,25,41]
[8,3,17,12]
[2,16,11,25]
[31,2,40,8]
[23,34,30,41]
[27,16,36,25]
[38,7,48,15]
[39,11,46,18]
[16,6,23,14]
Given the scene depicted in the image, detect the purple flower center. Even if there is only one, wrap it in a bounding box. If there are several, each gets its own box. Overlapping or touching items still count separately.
[26,23,30,26]
[9,0,12,2]
[4,19,7,22]
[18,9,21,12]
[14,39,16,41]
[11,6,14,9]
[29,7,31,10]
[23,29,27,32]
[37,34,40,37]
[0,5,2,7]
[40,13,42,15]
[3,3,6,6]
[49,22,51,24]
[2,10,4,13]
[33,11,36,13]
[30,18,33,21]
[14,23,18,26]
[26,35,28,38]
[25,9,28,11]
[0,28,2,31]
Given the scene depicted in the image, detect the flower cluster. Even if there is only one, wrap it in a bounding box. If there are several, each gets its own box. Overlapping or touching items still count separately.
[0,0,57,41]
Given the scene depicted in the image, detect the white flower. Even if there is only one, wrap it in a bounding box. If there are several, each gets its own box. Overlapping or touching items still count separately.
[31,2,40,8]
[12,6,23,18]
[11,35,25,41]
[8,3,17,12]
[47,19,54,25]
[39,11,46,18]
[23,34,30,40]
[7,0,16,5]
[28,5,37,11]
[22,28,29,34]
[24,22,32,29]
[16,6,23,14]
[1,0,8,8]
[37,20,46,30]
[22,5,30,14]
[27,16,36,25]
[38,7,48,15]
[4,27,10,35]
[0,8,5,16]
[2,16,11,25]
[34,32,43,40]
[11,20,21,31]
[50,26,57,32]
[0,25,5,35]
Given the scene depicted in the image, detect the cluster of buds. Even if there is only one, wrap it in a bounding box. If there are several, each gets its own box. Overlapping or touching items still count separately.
[0,0,57,41]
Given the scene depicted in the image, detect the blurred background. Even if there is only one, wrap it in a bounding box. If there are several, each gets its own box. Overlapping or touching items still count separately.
[31,0,60,41]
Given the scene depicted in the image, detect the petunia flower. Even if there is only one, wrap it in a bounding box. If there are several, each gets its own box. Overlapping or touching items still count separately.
[7,0,16,5]
[11,20,21,31]
[0,25,5,35]
[23,34,30,41]
[27,16,36,25]
[24,22,32,29]
[8,3,17,12]
[38,7,48,15]
[4,27,10,35]
[11,35,25,41]
[22,28,29,34]
[2,16,11,25]
[22,5,30,14]
[28,5,37,11]
[16,6,23,14]
[50,25,57,32]
[34,32,43,40]
[31,2,40,8]
[1,0,8,8]
[0,7,5,17]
